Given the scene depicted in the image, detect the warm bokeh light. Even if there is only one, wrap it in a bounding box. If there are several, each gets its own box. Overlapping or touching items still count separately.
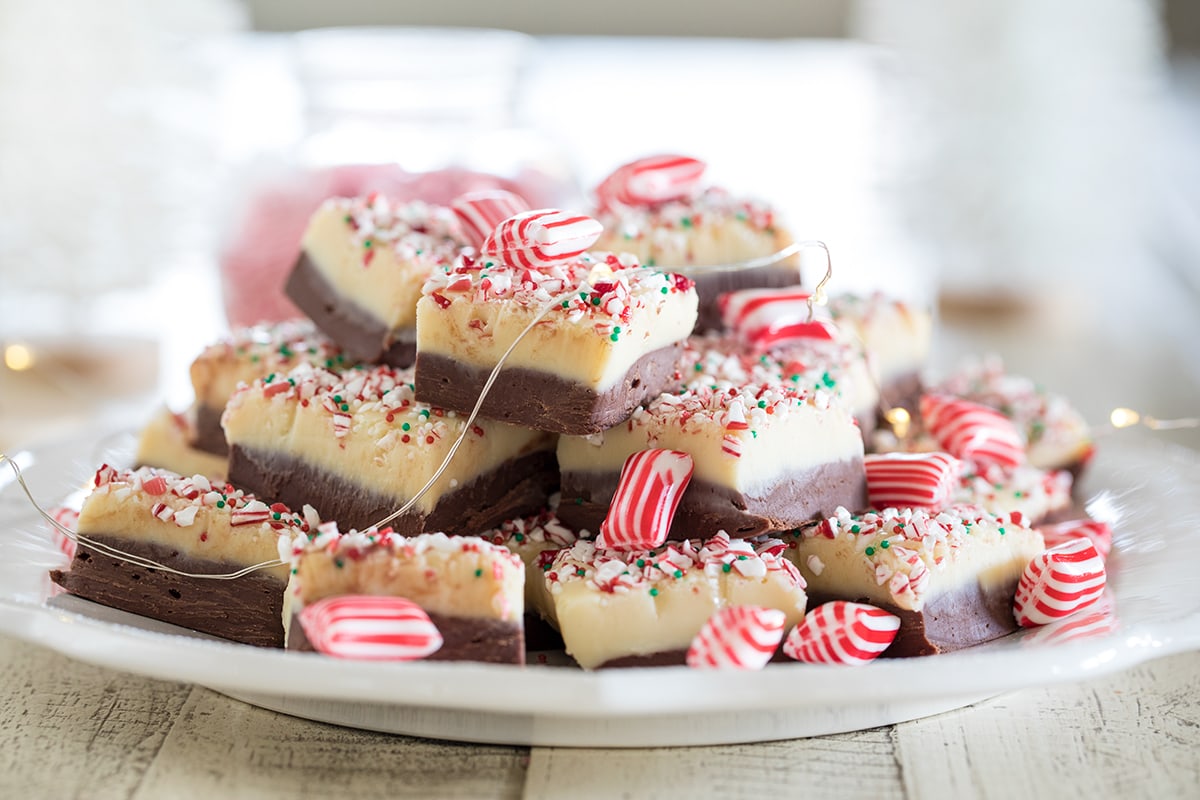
[1109,407,1142,428]
[3,344,35,371]
[884,406,911,439]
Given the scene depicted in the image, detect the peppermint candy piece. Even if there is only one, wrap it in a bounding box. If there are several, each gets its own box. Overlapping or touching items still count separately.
[597,449,694,550]
[1038,519,1113,560]
[480,209,603,269]
[1013,538,1107,627]
[718,287,834,351]
[686,606,786,670]
[864,452,962,510]
[919,394,1025,470]
[783,601,901,665]
[596,154,707,208]
[451,189,531,249]
[1024,595,1118,646]
[48,506,79,560]
[299,595,443,660]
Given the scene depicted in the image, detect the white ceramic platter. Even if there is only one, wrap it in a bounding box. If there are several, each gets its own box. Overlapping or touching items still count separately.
[1,430,1198,747]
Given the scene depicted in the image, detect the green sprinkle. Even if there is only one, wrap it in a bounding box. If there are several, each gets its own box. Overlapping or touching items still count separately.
[291,568,297,575]
[474,568,483,578]
[562,300,570,308]
[636,559,646,568]
[649,587,659,597]
[334,559,344,569]
[250,354,260,363]
[722,563,732,573]
[215,500,225,509]
[661,286,669,294]
[592,296,601,306]
[737,555,748,561]
[610,333,620,342]
[880,540,890,549]
[574,497,583,505]
[401,422,411,431]
[865,546,876,556]
[680,217,693,228]
[333,395,342,403]
[758,400,767,408]
[514,533,525,543]
[363,239,373,248]
[693,362,703,372]
[272,512,281,521]
[999,527,1006,535]
[822,372,836,388]
[576,568,585,576]
[850,524,861,533]
[340,404,349,412]
[542,562,551,571]
[751,430,758,438]
[673,570,683,579]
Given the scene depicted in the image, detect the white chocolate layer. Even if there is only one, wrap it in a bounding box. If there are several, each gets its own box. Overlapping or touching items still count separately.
[547,533,806,669]
[593,186,795,269]
[222,364,555,514]
[134,406,228,481]
[302,196,467,330]
[190,320,350,411]
[78,465,314,582]
[557,384,864,496]
[283,529,525,641]
[417,252,697,390]
[829,292,933,388]
[789,505,1044,612]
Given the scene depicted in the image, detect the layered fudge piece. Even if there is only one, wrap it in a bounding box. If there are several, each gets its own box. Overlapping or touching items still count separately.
[415,251,698,435]
[283,527,526,664]
[680,331,880,435]
[590,156,800,331]
[787,504,1045,656]
[545,532,808,668]
[285,194,470,365]
[188,319,353,456]
[952,463,1075,525]
[222,363,557,533]
[557,382,867,538]
[50,464,315,647]
[827,292,933,418]
[480,510,579,642]
[134,406,228,481]
[934,356,1094,474]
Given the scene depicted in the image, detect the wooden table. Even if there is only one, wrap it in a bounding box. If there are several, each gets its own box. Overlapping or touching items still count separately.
[2,37,1199,799]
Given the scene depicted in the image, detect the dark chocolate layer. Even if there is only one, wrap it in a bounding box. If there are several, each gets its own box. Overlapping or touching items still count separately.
[194,403,228,456]
[807,574,1022,658]
[228,445,558,535]
[414,345,684,436]
[285,251,417,367]
[558,458,867,538]
[689,263,801,333]
[288,609,524,665]
[49,535,287,648]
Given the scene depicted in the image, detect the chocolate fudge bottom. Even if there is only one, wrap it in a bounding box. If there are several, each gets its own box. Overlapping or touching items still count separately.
[285,251,417,367]
[414,345,684,436]
[288,610,524,665]
[194,403,228,456]
[808,574,1023,659]
[229,445,559,535]
[558,458,867,539]
[688,262,801,333]
[50,535,286,648]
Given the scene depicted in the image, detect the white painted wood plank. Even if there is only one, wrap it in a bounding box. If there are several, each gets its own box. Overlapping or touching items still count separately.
[893,651,1200,800]
[0,636,192,800]
[524,728,905,800]
[130,687,529,800]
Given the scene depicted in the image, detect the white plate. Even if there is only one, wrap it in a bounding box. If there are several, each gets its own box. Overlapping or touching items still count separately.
[2,430,1198,747]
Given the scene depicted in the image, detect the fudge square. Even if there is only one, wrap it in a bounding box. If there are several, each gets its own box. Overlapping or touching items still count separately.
[414,250,699,435]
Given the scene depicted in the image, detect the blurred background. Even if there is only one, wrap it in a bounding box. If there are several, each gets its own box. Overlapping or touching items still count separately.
[1,0,1197,452]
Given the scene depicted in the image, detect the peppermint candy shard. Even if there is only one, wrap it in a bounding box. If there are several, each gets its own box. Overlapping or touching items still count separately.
[1038,519,1113,560]
[298,595,443,661]
[864,452,962,510]
[783,602,901,665]
[919,393,1025,470]
[1013,538,1107,627]
[597,449,694,551]
[686,606,786,670]
[596,154,707,208]
[451,189,531,249]
[480,209,603,268]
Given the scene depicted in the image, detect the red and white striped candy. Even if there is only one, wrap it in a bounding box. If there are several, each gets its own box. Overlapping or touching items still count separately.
[595,154,706,208]
[597,449,694,551]
[686,606,786,670]
[451,189,531,249]
[1013,538,1107,627]
[299,595,443,661]
[919,394,1025,470]
[864,452,962,510]
[48,505,79,559]
[1038,519,1113,560]
[783,601,901,665]
[1024,595,1118,646]
[480,209,602,269]
[718,286,836,350]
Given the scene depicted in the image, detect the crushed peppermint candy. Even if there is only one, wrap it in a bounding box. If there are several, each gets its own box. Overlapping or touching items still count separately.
[334,194,469,267]
[545,531,805,596]
[480,510,579,551]
[686,605,786,670]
